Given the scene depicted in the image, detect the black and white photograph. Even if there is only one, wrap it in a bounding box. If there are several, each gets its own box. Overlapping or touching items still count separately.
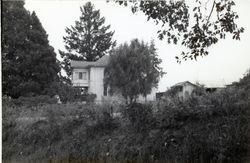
[2,0,250,162]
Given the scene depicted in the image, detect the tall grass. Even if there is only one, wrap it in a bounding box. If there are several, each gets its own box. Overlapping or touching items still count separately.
[2,86,250,162]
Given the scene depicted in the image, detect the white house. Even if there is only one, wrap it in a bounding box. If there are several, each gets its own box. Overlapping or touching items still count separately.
[71,55,109,101]
[70,55,156,102]
[171,81,198,100]
[159,80,226,101]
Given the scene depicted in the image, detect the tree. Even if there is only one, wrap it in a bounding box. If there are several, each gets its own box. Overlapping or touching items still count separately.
[104,39,164,104]
[59,2,116,77]
[232,68,250,90]
[111,0,244,62]
[2,1,61,98]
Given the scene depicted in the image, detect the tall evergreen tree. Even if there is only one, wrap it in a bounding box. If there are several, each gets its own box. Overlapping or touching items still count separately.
[59,2,116,77]
[2,1,60,98]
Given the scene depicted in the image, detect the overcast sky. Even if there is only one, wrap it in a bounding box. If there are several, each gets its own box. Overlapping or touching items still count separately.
[25,0,250,91]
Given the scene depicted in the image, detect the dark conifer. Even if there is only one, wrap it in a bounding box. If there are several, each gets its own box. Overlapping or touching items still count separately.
[59,2,116,77]
[2,1,60,98]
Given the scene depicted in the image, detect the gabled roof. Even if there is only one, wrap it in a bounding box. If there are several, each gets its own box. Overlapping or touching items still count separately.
[71,55,110,68]
[172,81,198,88]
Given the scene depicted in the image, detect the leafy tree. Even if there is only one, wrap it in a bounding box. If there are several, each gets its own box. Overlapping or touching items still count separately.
[59,2,116,77]
[231,68,250,91]
[238,69,250,88]
[111,0,244,62]
[2,1,60,98]
[105,39,164,104]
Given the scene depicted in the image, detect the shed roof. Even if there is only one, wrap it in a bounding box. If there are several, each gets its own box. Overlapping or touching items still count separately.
[199,80,226,88]
[70,55,110,68]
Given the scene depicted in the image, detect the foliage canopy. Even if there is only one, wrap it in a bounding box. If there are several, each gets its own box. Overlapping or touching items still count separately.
[111,0,244,62]
[105,39,164,103]
[2,1,61,98]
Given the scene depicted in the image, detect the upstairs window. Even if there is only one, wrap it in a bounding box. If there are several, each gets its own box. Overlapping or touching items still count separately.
[178,86,183,92]
[78,72,87,80]
[79,72,83,79]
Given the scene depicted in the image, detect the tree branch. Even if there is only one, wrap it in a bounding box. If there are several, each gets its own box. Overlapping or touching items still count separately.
[206,0,216,26]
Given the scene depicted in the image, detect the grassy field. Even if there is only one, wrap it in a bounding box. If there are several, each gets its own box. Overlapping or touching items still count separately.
[2,87,250,162]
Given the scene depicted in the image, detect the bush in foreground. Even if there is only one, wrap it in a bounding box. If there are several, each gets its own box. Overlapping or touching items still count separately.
[2,86,250,162]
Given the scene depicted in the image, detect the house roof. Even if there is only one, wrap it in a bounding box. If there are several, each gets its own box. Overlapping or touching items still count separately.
[172,81,198,88]
[71,55,110,68]
[198,80,226,88]
[171,80,226,89]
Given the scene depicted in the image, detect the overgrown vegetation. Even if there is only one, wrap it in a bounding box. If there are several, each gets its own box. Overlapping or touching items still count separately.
[3,73,250,162]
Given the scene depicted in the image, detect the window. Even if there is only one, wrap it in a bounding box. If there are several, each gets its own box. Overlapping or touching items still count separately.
[79,72,83,79]
[179,86,183,92]
[104,84,108,96]
[78,72,87,80]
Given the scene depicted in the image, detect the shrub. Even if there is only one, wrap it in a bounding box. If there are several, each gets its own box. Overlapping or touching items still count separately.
[122,103,156,133]
[155,86,250,162]
[79,93,97,104]
[86,105,119,138]
[12,95,57,107]
[57,84,82,103]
